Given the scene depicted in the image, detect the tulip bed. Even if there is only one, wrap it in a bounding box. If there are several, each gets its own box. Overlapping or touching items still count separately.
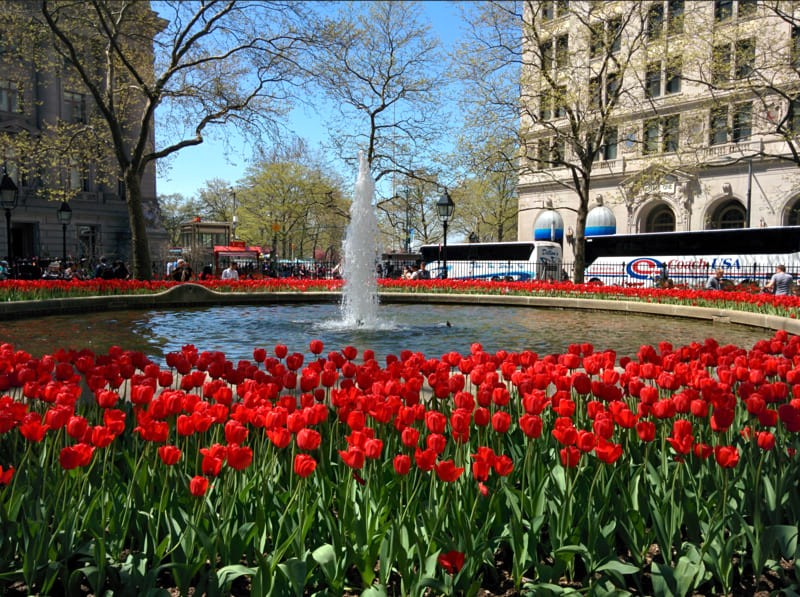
[0,280,799,596]
[1,277,799,320]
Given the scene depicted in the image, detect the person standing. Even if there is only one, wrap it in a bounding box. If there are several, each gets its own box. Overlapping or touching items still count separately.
[221,262,239,281]
[765,264,794,295]
[705,268,724,290]
[171,259,193,282]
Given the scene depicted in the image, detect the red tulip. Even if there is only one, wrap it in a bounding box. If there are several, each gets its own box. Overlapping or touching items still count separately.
[757,431,776,451]
[393,454,411,475]
[296,428,322,451]
[636,421,656,442]
[491,411,511,434]
[226,444,253,471]
[267,427,292,449]
[59,443,94,469]
[309,339,324,355]
[0,465,14,485]
[189,475,209,496]
[294,453,317,478]
[559,446,581,468]
[414,447,437,472]
[435,459,464,482]
[400,426,420,448]
[519,414,543,438]
[438,550,465,574]
[714,445,740,468]
[492,454,514,476]
[158,445,182,466]
[594,438,623,464]
[339,446,365,470]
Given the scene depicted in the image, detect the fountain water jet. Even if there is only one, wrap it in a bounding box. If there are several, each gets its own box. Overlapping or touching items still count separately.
[340,152,380,327]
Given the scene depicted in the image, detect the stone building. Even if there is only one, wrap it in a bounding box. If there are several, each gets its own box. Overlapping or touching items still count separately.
[518,0,800,266]
[0,3,165,271]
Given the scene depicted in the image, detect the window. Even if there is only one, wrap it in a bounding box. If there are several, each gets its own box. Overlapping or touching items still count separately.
[643,116,679,154]
[594,127,618,161]
[792,26,800,69]
[667,0,684,35]
[712,39,753,84]
[663,115,680,152]
[0,80,22,113]
[710,106,729,145]
[709,103,752,145]
[539,85,566,121]
[716,0,756,22]
[712,44,732,84]
[540,35,568,73]
[64,91,86,124]
[645,60,681,99]
[646,205,676,232]
[536,137,564,169]
[666,59,682,93]
[647,4,664,40]
[732,102,752,142]
[605,72,620,108]
[648,1,684,39]
[734,39,755,78]
[715,0,733,21]
[738,0,757,18]
[590,18,622,58]
[646,63,662,98]
[711,200,746,229]
[790,97,800,134]
[541,0,569,21]
[644,119,660,154]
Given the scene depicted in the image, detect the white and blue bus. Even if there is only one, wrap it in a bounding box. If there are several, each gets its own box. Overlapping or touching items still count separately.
[584,227,800,287]
[420,241,563,281]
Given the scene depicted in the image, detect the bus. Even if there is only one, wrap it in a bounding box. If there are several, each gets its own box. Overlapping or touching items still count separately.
[419,241,563,281]
[584,226,800,287]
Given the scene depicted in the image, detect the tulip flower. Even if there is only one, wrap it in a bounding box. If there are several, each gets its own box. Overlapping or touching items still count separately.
[189,475,209,496]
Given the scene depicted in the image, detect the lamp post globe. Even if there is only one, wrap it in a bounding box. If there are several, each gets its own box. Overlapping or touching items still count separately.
[436,189,455,279]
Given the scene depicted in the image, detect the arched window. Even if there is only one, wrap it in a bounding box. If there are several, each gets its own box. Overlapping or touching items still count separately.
[786,197,800,226]
[710,200,746,229]
[645,204,676,232]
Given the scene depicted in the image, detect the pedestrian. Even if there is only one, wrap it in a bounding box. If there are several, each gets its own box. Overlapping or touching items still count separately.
[705,268,724,290]
[95,257,114,279]
[765,264,794,295]
[171,258,193,282]
[221,261,239,281]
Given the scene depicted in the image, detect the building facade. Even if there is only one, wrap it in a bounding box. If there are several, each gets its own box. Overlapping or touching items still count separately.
[0,3,165,271]
[518,0,800,264]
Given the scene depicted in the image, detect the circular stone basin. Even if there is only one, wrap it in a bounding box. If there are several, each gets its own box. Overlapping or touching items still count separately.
[2,303,772,364]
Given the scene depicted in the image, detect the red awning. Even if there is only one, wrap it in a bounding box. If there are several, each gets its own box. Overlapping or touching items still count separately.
[213,245,262,258]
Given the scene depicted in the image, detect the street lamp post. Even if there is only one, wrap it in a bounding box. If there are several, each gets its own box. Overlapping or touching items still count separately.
[57,202,73,264]
[436,188,455,279]
[230,188,238,240]
[0,169,19,267]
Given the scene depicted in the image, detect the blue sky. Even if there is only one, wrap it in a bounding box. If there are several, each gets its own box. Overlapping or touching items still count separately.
[156,1,464,199]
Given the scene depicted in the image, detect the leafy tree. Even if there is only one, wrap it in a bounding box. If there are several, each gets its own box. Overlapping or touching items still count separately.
[37,0,314,279]
[377,173,443,251]
[236,156,348,262]
[157,192,202,246]
[307,0,450,182]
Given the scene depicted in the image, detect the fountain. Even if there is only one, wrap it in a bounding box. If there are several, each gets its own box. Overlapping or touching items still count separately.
[340,151,380,327]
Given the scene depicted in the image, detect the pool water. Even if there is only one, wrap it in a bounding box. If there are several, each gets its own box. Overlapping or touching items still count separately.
[1,303,774,365]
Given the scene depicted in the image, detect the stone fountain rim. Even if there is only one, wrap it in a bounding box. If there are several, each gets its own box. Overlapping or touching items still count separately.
[0,282,796,335]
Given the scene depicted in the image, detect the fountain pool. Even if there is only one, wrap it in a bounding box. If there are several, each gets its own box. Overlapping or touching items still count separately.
[1,302,773,365]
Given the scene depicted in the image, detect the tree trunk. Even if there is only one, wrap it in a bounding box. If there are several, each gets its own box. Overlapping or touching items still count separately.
[124,169,153,281]
[572,187,590,284]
